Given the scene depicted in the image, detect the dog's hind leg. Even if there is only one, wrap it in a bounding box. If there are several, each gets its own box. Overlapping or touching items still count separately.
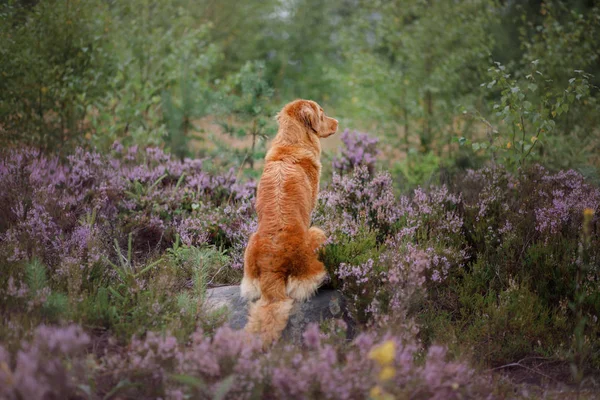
[286,259,327,302]
[286,228,328,301]
[240,234,261,301]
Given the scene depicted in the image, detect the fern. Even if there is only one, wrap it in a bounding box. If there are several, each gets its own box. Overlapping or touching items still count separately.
[43,292,69,320]
[176,293,196,316]
[25,258,48,295]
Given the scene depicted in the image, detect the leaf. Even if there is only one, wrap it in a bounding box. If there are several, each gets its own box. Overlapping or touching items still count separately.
[171,374,208,390]
[213,375,236,400]
[103,379,139,400]
[174,172,186,193]
[135,257,162,278]
[77,384,93,398]
[127,232,133,270]
[149,174,168,192]
[108,287,126,302]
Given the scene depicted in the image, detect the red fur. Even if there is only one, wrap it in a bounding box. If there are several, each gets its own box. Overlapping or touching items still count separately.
[241,99,338,346]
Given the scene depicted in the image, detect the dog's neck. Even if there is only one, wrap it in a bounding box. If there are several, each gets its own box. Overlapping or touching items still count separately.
[268,118,322,159]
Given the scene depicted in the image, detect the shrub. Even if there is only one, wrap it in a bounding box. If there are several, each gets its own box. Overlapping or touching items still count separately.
[0,0,114,152]
[332,130,379,176]
[0,146,255,338]
[0,325,90,400]
[321,134,600,366]
[93,325,497,399]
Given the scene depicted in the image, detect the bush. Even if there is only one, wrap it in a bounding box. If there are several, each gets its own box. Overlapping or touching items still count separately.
[0,0,114,151]
[316,136,600,368]
[1,323,501,399]
[0,145,255,338]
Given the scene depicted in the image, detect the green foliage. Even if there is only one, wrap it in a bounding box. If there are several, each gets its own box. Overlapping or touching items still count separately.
[70,234,228,339]
[90,0,222,151]
[166,237,236,289]
[519,2,600,86]
[214,61,276,171]
[0,0,114,151]
[390,150,442,191]
[453,265,557,365]
[337,0,496,152]
[107,233,161,301]
[23,259,69,321]
[460,61,594,170]
[320,227,380,288]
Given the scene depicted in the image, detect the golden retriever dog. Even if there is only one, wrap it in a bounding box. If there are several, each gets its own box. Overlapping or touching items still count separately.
[240,99,338,345]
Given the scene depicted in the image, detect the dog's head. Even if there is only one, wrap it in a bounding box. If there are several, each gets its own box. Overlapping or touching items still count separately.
[279,99,338,139]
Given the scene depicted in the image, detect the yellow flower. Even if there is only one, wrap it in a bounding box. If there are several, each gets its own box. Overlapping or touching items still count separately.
[379,366,396,381]
[369,340,396,366]
[41,87,48,95]
[506,142,512,149]
[531,136,537,143]
[0,361,12,385]
[352,97,359,104]
[370,385,383,398]
[369,385,394,400]
[451,382,460,390]
[584,208,594,218]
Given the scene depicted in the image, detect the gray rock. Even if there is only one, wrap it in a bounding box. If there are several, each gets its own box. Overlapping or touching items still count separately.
[204,285,350,341]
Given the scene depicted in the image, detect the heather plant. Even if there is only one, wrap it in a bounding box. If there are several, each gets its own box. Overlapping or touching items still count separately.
[92,325,498,399]
[318,136,466,326]
[319,133,600,371]
[332,130,379,176]
[1,259,69,326]
[0,324,90,400]
[316,165,400,242]
[424,165,600,364]
[0,145,257,340]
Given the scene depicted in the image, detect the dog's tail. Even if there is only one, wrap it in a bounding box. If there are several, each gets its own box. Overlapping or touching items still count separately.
[245,276,293,346]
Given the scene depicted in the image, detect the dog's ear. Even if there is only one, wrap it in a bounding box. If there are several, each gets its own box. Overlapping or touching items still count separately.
[298,102,319,133]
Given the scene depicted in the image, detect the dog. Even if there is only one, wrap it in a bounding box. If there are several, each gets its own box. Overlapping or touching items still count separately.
[240,99,338,345]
